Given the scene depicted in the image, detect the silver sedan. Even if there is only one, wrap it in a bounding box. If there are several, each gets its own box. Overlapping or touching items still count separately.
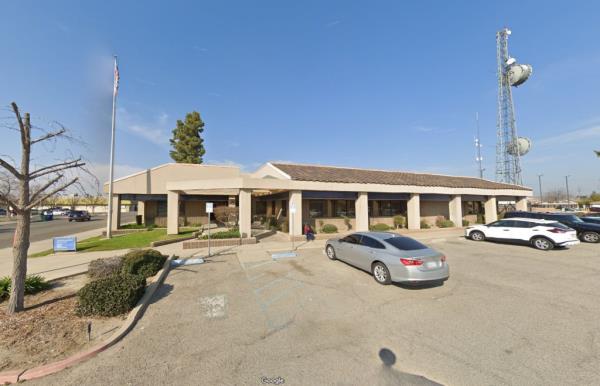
[325,232,449,285]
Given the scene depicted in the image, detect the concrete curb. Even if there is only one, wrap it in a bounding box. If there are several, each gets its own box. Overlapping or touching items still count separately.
[0,255,173,384]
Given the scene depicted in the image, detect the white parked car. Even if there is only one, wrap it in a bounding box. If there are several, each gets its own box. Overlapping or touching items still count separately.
[465,218,580,250]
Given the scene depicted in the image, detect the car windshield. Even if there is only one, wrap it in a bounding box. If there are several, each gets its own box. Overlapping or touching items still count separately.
[548,222,570,229]
[383,236,428,251]
[556,215,583,223]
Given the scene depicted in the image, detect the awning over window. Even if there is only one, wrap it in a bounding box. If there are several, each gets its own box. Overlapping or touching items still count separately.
[368,193,410,200]
[302,191,358,200]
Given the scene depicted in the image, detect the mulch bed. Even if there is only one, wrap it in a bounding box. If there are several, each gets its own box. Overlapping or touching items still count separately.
[0,276,124,372]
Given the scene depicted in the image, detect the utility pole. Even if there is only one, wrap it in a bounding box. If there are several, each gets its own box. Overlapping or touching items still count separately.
[106,56,119,239]
[537,174,543,204]
[565,175,571,209]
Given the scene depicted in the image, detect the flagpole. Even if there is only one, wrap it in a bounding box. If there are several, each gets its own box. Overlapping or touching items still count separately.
[106,55,118,239]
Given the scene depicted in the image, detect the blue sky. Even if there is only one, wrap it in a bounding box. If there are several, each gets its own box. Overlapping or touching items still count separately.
[1,1,599,195]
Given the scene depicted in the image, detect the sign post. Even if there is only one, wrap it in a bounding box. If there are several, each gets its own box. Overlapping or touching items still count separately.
[206,202,213,257]
[290,203,296,251]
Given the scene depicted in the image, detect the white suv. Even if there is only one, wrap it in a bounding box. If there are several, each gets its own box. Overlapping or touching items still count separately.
[465,218,580,250]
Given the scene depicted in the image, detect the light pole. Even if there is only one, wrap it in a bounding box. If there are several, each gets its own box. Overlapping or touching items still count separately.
[565,175,571,209]
[537,174,543,205]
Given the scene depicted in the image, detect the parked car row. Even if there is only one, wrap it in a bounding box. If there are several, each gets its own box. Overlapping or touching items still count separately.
[465,211,600,250]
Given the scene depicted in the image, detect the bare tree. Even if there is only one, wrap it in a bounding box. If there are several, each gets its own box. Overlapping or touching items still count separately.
[0,102,86,314]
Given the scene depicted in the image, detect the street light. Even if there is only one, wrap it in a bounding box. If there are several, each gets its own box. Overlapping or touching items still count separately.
[537,174,543,205]
[565,175,571,209]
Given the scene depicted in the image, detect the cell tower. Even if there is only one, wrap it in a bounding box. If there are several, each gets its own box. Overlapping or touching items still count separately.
[495,28,533,185]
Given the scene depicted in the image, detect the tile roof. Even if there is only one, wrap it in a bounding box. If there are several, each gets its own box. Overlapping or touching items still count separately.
[271,163,531,191]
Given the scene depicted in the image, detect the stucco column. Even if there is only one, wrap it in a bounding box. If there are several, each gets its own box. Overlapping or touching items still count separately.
[239,189,252,238]
[137,201,145,224]
[167,191,179,235]
[484,196,498,223]
[111,194,121,231]
[288,190,302,237]
[407,193,421,230]
[516,197,528,211]
[449,195,462,227]
[355,192,369,232]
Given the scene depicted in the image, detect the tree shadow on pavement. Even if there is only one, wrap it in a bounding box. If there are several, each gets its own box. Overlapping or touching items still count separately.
[377,348,442,385]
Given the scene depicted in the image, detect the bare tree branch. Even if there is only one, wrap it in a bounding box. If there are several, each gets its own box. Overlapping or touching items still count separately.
[10,102,26,144]
[31,128,66,145]
[29,174,64,204]
[30,158,85,179]
[26,177,79,210]
[0,193,20,214]
[0,158,21,179]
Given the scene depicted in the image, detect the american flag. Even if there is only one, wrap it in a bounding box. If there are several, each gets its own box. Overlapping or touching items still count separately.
[113,57,119,96]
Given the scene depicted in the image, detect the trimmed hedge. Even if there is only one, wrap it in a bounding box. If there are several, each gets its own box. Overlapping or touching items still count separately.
[321,224,338,233]
[0,275,51,301]
[462,219,470,227]
[420,220,431,229]
[76,274,146,316]
[437,220,455,228]
[201,229,241,239]
[121,249,167,278]
[88,256,124,280]
[370,223,391,231]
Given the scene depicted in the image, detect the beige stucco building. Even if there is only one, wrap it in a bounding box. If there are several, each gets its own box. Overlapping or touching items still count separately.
[104,162,532,237]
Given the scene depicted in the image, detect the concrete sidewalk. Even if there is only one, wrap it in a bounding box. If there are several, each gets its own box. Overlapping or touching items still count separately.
[0,228,465,281]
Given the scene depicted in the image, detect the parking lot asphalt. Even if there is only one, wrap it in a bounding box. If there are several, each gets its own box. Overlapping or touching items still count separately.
[34,237,600,386]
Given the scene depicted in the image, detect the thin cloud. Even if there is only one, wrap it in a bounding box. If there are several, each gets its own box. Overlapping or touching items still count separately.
[536,124,600,147]
[117,107,170,146]
[326,20,342,27]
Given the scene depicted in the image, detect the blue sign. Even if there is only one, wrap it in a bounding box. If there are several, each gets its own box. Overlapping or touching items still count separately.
[53,236,77,252]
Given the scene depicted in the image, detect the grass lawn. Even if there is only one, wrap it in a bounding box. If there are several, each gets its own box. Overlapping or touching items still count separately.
[30,228,197,257]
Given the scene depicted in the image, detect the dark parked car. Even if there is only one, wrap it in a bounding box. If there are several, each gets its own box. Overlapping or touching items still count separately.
[0,208,6,216]
[581,216,600,225]
[504,211,600,243]
[68,210,91,222]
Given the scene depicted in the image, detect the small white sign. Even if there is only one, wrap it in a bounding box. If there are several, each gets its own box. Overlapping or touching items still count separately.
[290,203,297,214]
[206,202,214,213]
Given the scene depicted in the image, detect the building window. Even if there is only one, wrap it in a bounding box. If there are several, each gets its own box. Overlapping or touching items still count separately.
[377,200,406,217]
[308,200,325,218]
[334,200,355,218]
[157,201,167,217]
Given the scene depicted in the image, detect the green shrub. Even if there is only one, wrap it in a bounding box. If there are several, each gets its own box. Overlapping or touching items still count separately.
[0,277,10,301]
[393,215,406,229]
[120,223,148,230]
[279,219,289,233]
[420,220,431,229]
[462,219,470,227]
[0,275,51,301]
[121,249,167,278]
[76,274,146,317]
[370,223,391,231]
[342,216,352,230]
[321,224,338,233]
[88,256,124,280]
[438,220,455,228]
[266,216,278,230]
[201,229,241,239]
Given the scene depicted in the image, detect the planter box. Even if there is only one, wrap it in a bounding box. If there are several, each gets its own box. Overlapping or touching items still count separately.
[182,237,257,249]
[101,229,148,236]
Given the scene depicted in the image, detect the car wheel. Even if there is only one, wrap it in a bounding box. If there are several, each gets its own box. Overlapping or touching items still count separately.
[470,230,485,241]
[532,237,554,251]
[325,245,337,260]
[581,232,600,243]
[372,262,392,285]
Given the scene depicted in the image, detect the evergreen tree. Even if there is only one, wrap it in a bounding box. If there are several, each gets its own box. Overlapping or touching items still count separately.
[169,111,206,163]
